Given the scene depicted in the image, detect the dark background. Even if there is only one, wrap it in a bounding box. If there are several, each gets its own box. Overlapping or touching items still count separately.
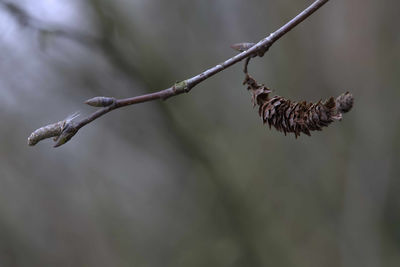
[1,0,399,266]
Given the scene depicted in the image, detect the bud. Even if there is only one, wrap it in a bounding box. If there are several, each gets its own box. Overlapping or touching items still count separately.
[53,122,79,148]
[335,92,354,114]
[85,96,115,107]
[231,42,255,52]
[27,112,79,146]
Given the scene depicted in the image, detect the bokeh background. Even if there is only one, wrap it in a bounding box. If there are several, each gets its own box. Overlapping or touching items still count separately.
[0,0,399,266]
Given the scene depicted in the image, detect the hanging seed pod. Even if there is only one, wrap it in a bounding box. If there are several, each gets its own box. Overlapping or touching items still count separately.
[85,96,116,107]
[27,112,79,146]
[244,74,354,138]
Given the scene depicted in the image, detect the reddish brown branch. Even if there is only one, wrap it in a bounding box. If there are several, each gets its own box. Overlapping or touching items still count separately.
[27,0,331,147]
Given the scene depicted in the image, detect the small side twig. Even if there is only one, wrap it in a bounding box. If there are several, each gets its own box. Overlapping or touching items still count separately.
[27,0,331,147]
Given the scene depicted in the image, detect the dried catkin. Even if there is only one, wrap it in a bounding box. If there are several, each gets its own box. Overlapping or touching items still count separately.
[244,74,353,137]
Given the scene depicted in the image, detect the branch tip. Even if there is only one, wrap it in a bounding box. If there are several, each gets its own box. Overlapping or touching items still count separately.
[27,112,80,147]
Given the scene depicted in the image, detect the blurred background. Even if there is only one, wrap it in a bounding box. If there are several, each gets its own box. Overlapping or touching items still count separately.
[0,0,399,266]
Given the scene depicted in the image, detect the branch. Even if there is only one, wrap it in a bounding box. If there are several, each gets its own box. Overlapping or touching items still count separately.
[28,0,331,147]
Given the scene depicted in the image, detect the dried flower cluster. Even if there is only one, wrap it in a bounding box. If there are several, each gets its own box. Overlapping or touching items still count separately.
[243,74,353,137]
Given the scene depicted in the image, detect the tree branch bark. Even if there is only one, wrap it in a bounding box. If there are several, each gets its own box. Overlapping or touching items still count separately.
[27,0,331,147]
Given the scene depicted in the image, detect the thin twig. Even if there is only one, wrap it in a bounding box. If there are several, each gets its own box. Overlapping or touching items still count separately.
[27,0,330,147]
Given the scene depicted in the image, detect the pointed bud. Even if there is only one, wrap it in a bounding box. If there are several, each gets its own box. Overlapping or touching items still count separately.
[28,121,65,146]
[85,96,115,107]
[53,122,78,148]
[231,42,255,52]
[27,112,79,146]
[335,92,354,114]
